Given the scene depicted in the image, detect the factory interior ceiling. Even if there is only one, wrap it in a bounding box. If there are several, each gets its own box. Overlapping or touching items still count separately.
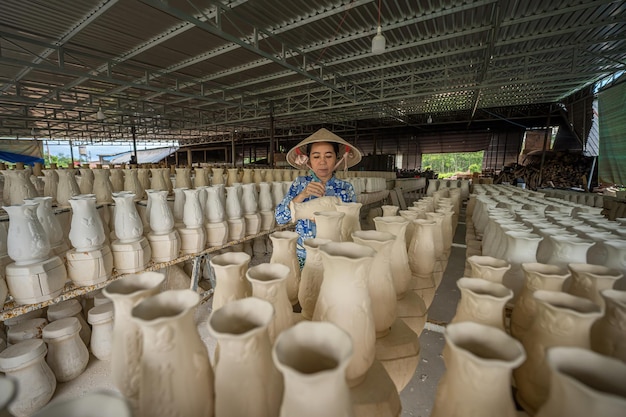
[0,0,625,146]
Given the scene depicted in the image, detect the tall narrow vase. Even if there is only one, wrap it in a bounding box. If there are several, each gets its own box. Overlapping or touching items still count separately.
[535,347,626,417]
[273,321,354,417]
[208,297,281,417]
[102,272,165,404]
[131,290,213,417]
[269,231,301,305]
[313,242,376,386]
[246,263,294,344]
[336,202,362,242]
[352,230,397,337]
[111,192,143,243]
[373,216,412,298]
[298,238,331,320]
[431,322,525,417]
[55,169,80,207]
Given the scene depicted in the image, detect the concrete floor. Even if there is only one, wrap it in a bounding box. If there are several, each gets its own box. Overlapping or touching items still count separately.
[49,205,469,416]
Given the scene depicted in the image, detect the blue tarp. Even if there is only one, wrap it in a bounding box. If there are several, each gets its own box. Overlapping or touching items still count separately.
[0,151,44,164]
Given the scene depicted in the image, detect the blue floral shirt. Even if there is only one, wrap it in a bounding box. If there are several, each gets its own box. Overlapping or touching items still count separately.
[275,175,357,262]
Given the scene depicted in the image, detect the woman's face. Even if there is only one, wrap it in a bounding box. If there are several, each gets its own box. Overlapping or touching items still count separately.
[309,141,337,182]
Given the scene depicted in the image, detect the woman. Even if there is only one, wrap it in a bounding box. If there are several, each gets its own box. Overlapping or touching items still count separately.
[275,128,362,268]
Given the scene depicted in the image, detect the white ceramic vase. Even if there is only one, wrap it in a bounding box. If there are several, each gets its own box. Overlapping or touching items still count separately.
[373,216,412,299]
[147,190,174,235]
[92,169,113,204]
[112,192,143,243]
[68,195,106,252]
[182,188,204,229]
[335,202,362,242]
[298,238,331,320]
[313,211,344,242]
[3,203,50,265]
[269,231,301,305]
[209,251,251,311]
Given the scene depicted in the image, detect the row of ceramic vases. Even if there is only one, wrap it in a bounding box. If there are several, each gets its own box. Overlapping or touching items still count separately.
[0,222,430,417]
[449,184,626,416]
[0,165,389,209]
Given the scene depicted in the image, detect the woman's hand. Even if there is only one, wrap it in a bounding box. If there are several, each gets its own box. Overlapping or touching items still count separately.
[293,181,326,203]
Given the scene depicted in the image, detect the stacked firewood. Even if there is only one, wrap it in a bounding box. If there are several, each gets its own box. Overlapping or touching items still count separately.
[494,151,594,190]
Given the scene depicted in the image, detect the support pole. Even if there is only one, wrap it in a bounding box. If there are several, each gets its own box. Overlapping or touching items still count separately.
[231,127,236,166]
[269,104,275,168]
[131,125,138,165]
[69,139,74,167]
[538,106,552,188]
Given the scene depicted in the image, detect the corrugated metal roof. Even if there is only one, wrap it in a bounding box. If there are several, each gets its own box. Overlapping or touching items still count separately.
[0,0,623,143]
[106,146,178,164]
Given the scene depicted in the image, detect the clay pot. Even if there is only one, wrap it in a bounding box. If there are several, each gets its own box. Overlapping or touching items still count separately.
[246,263,294,344]
[313,211,344,241]
[514,290,603,414]
[535,347,626,417]
[466,255,511,284]
[450,278,513,331]
[102,272,165,404]
[313,241,376,386]
[92,169,113,204]
[269,231,301,305]
[209,251,251,311]
[0,339,56,417]
[567,263,623,307]
[373,216,412,299]
[431,322,525,417]
[510,263,570,339]
[123,169,144,201]
[131,290,214,417]
[272,321,353,417]
[208,297,282,417]
[335,202,362,242]
[298,238,331,320]
[590,289,626,362]
[352,230,397,337]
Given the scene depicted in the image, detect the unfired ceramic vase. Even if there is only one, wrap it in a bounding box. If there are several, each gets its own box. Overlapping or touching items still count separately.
[373,216,412,299]
[182,188,204,229]
[246,263,294,344]
[502,231,543,299]
[313,211,344,241]
[123,169,144,201]
[211,167,224,185]
[87,302,114,361]
[31,391,132,417]
[602,239,626,283]
[131,290,213,417]
[567,263,622,307]
[109,169,125,193]
[466,255,511,284]
[545,235,594,268]
[208,297,281,417]
[381,205,399,217]
[225,185,243,220]
[24,196,65,250]
[450,278,512,331]
[313,241,376,387]
[205,186,226,223]
[92,169,113,204]
[149,168,167,191]
[42,169,59,203]
[102,272,165,404]
[42,317,89,382]
[257,182,273,211]
[589,289,626,362]
[241,183,258,215]
[514,290,603,414]
[510,263,570,339]
[209,251,251,311]
[269,231,301,305]
[535,347,626,417]
[336,202,362,242]
[431,322,525,417]
[111,192,143,243]
[3,203,50,265]
[147,190,174,235]
[174,168,192,189]
[298,238,331,320]
[5,169,38,205]
[193,167,209,188]
[68,195,106,252]
[273,321,354,417]
[352,230,397,337]
[0,339,56,417]
[172,188,186,225]
[56,169,82,208]
[226,168,239,187]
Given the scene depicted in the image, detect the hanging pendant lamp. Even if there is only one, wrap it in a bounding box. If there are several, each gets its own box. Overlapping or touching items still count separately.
[372,0,385,54]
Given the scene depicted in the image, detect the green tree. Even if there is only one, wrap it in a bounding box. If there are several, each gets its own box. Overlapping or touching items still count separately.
[43,152,73,168]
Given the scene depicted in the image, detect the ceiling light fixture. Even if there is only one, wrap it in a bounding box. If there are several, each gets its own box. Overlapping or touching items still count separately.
[371,0,385,54]
[96,106,106,121]
[427,115,433,124]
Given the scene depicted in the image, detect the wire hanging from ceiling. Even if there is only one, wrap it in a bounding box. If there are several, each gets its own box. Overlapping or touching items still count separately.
[316,0,356,62]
